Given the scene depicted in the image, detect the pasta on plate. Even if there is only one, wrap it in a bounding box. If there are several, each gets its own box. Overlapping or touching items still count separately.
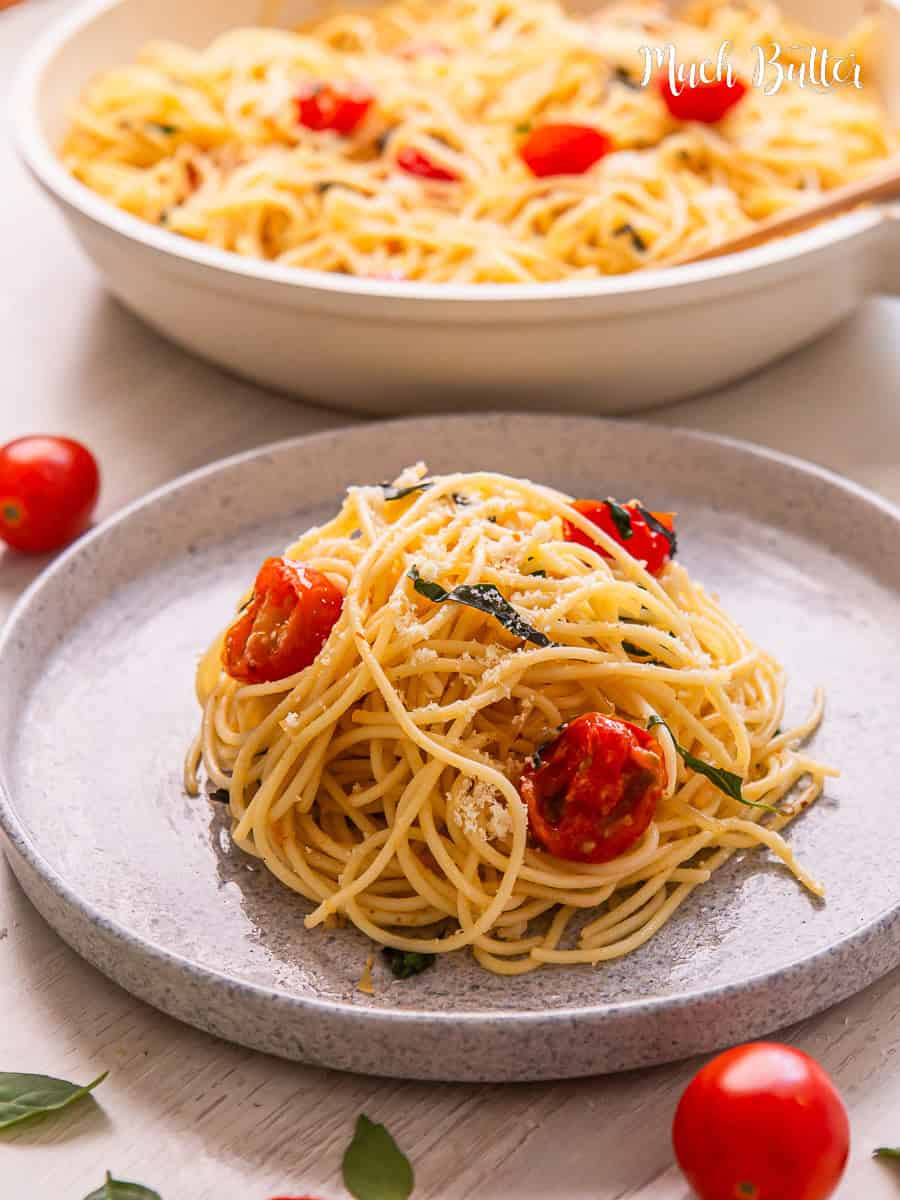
[62,0,896,282]
[186,467,836,976]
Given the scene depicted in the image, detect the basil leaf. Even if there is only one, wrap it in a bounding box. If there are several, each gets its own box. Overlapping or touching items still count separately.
[647,717,776,811]
[148,122,177,135]
[622,640,651,658]
[613,223,647,252]
[343,1114,414,1200]
[874,1147,900,1161]
[614,65,640,88]
[0,1070,108,1131]
[382,948,435,979]
[637,505,677,557]
[380,481,432,502]
[605,499,634,540]
[83,1171,162,1199]
[515,121,533,134]
[408,566,552,647]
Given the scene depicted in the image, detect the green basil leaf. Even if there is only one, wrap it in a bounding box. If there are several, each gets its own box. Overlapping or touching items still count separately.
[0,1070,108,1131]
[647,717,776,811]
[612,222,647,252]
[380,481,432,502]
[614,65,640,88]
[874,1147,900,1161]
[515,121,533,134]
[622,640,651,658]
[382,948,435,980]
[408,566,552,647]
[148,122,177,135]
[637,505,677,556]
[342,1114,414,1200]
[83,1171,162,1199]
[605,499,634,540]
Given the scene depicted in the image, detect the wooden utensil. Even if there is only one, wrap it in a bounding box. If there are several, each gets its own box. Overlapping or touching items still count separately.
[674,157,900,264]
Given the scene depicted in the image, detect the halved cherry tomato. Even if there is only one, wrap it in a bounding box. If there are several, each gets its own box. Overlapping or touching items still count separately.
[295,83,374,134]
[396,147,460,182]
[659,74,747,123]
[563,499,676,575]
[519,123,613,177]
[0,435,100,555]
[673,1042,850,1200]
[223,556,343,684]
[520,712,666,863]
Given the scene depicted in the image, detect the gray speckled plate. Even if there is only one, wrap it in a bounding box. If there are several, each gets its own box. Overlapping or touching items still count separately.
[2,414,900,1082]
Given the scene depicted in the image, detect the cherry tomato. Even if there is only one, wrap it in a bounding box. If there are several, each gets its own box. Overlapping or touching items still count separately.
[519,123,613,177]
[0,435,100,555]
[659,75,748,123]
[563,499,676,575]
[673,1042,850,1200]
[519,712,666,863]
[396,147,460,182]
[223,556,343,684]
[295,83,374,134]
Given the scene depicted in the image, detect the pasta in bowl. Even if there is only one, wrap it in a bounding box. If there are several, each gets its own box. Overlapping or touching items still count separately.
[13,0,900,410]
[61,0,897,283]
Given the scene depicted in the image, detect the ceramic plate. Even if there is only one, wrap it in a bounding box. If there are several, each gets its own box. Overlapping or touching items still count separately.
[2,414,900,1082]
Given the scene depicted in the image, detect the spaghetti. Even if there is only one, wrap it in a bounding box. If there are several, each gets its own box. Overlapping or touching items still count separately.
[186,466,835,975]
[61,0,896,282]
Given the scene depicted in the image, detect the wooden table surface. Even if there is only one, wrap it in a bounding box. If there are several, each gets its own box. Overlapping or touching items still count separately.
[5,4,900,1198]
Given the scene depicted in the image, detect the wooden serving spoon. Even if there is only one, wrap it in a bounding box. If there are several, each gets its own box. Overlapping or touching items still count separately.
[673,156,900,264]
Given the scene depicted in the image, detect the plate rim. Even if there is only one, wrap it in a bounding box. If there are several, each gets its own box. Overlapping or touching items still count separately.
[3,413,900,1075]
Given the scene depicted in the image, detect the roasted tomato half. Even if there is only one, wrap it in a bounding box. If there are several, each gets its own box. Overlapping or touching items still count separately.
[659,75,748,123]
[295,82,374,134]
[520,712,667,863]
[223,556,343,684]
[563,499,676,575]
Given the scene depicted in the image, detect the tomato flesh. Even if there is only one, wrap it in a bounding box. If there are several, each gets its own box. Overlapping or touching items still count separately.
[0,435,100,555]
[295,83,374,134]
[520,712,666,863]
[396,147,460,182]
[673,1042,850,1200]
[563,499,675,575]
[223,557,343,684]
[660,75,747,123]
[519,123,613,177]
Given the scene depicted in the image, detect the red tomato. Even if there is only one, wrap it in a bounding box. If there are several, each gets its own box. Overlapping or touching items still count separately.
[295,83,374,134]
[660,74,748,123]
[673,1042,850,1200]
[0,435,100,555]
[223,557,343,684]
[519,123,613,177]
[396,147,460,182]
[563,499,676,575]
[519,712,666,863]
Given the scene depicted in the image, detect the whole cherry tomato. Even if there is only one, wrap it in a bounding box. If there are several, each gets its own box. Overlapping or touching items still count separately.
[563,499,676,576]
[396,147,460,182]
[519,123,613,177]
[519,712,667,863]
[223,556,343,684]
[0,435,100,554]
[660,75,748,123]
[673,1042,850,1200]
[295,83,374,134]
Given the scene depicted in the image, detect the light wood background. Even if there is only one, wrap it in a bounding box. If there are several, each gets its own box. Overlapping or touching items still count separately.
[4,3,900,1197]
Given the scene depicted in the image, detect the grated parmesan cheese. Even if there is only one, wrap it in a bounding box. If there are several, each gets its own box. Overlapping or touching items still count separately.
[451,778,516,841]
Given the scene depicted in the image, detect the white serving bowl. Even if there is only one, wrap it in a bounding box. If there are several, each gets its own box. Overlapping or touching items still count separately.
[12,0,900,414]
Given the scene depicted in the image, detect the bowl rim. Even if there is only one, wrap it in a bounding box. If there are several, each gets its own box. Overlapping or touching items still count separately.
[10,0,888,307]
